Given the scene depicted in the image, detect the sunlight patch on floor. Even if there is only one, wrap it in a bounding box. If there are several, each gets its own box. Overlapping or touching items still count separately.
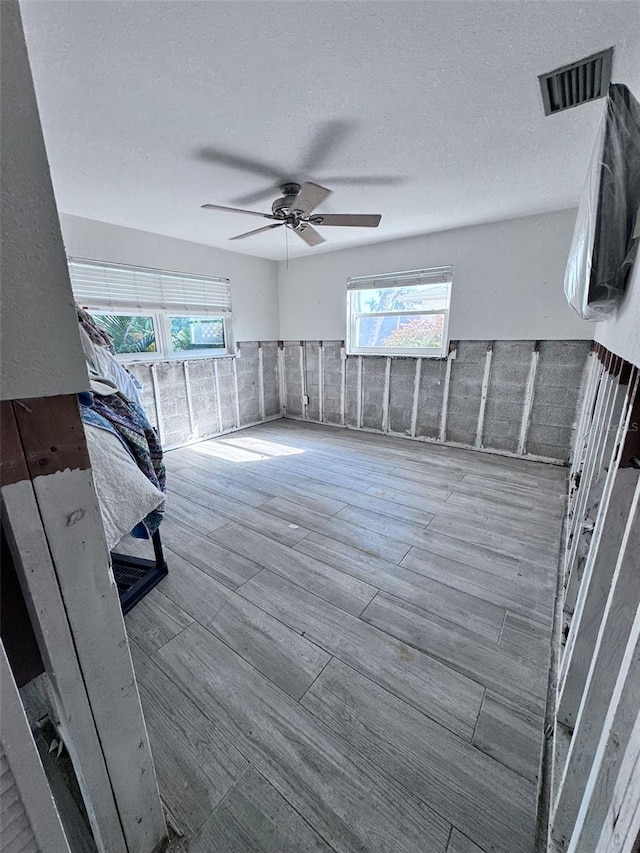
[219,435,307,458]
[188,435,306,463]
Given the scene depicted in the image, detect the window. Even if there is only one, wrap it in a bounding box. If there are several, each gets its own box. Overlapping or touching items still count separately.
[346,266,452,357]
[92,312,158,356]
[169,316,225,352]
[68,260,233,360]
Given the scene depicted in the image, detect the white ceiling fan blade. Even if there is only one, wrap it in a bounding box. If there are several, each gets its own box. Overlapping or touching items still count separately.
[202,203,276,220]
[230,223,284,240]
[294,182,332,215]
[294,224,325,247]
[311,214,382,228]
[231,185,281,206]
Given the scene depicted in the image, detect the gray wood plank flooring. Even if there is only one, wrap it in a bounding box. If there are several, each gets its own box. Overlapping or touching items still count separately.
[130,641,248,835]
[300,658,536,853]
[126,420,565,853]
[238,569,484,739]
[186,767,336,853]
[447,829,487,853]
[158,622,451,853]
[295,532,505,641]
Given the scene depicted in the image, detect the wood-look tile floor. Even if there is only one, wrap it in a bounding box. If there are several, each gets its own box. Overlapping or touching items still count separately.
[125,420,566,853]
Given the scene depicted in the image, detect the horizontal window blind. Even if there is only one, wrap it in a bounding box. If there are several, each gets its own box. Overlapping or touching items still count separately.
[347,266,452,291]
[69,259,232,314]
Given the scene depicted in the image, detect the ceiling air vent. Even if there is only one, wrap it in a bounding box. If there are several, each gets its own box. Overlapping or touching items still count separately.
[539,47,613,116]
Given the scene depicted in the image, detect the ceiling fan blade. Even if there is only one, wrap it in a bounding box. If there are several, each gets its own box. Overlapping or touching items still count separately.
[230,223,284,241]
[311,214,382,228]
[300,119,354,173]
[201,203,276,219]
[295,224,325,247]
[231,185,281,206]
[295,182,332,215]
[197,147,283,180]
[321,175,403,187]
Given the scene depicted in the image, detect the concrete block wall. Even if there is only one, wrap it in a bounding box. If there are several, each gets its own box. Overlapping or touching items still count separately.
[261,342,280,418]
[446,341,487,445]
[304,341,321,422]
[483,341,533,453]
[322,341,344,426]
[388,358,415,434]
[527,341,591,460]
[188,359,219,438]
[127,340,280,450]
[344,352,359,428]
[280,339,592,462]
[362,357,387,430]
[127,338,590,462]
[282,340,303,418]
[415,357,446,439]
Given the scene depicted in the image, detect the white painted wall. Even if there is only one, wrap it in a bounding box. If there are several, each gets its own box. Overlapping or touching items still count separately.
[60,214,280,343]
[595,258,640,367]
[0,1,87,400]
[277,209,593,342]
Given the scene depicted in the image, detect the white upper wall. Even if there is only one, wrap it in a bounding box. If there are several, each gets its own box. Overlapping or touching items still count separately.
[59,215,279,343]
[277,208,593,341]
[1,1,87,400]
[595,258,640,367]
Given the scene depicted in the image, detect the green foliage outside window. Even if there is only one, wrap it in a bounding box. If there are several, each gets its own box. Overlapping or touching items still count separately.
[94,314,157,354]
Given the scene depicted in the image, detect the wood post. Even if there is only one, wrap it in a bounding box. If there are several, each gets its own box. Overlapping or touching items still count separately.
[1,397,166,853]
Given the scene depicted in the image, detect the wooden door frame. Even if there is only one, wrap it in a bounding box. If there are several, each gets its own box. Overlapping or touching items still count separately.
[1,397,166,853]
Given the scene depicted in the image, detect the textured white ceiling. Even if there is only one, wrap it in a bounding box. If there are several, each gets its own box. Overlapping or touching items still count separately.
[21,0,640,261]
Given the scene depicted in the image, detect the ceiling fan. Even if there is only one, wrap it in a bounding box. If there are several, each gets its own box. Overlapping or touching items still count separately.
[197,119,402,207]
[202,181,382,247]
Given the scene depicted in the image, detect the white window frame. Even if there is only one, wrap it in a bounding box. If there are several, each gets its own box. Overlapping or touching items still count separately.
[346,267,452,358]
[89,309,231,363]
[69,258,234,362]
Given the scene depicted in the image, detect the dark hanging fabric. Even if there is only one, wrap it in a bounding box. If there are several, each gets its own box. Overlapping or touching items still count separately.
[77,304,114,351]
[87,391,166,534]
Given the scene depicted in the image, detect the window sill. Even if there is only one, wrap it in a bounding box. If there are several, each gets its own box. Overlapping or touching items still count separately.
[116,351,233,365]
[346,351,447,359]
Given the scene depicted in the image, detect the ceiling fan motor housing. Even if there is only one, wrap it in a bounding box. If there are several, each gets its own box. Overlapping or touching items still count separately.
[272,183,306,226]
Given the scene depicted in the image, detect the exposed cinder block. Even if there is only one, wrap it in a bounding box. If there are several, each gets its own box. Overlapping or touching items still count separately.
[283,341,303,417]
[216,358,237,431]
[362,357,387,430]
[188,359,218,439]
[527,340,590,460]
[345,355,360,427]
[128,337,587,466]
[481,341,532,452]
[389,358,416,434]
[236,341,261,426]
[126,339,282,450]
[156,362,191,445]
[304,341,320,421]
[532,385,570,406]
[322,341,343,425]
[261,342,280,418]
[412,358,445,439]
[446,341,488,444]
[127,363,157,428]
[482,418,520,441]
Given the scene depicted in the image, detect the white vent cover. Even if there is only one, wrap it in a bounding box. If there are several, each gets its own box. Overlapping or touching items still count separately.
[539,48,613,116]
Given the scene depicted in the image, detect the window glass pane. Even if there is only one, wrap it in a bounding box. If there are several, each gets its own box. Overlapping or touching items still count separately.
[353,283,449,314]
[356,313,446,349]
[93,314,157,354]
[170,316,225,351]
